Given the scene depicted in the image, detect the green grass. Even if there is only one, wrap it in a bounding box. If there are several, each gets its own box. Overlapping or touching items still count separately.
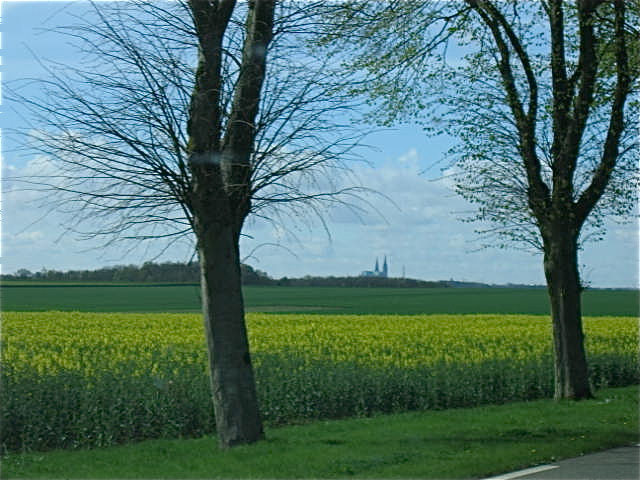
[1,284,638,315]
[2,385,637,479]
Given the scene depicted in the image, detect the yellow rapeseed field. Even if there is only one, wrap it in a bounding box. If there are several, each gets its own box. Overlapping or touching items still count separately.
[1,312,637,451]
[2,312,636,374]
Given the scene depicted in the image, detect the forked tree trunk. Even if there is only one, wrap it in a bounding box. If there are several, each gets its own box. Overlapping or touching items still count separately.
[197,221,264,448]
[543,228,593,400]
[186,0,275,449]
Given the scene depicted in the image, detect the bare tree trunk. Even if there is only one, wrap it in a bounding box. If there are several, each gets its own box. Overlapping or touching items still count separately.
[186,0,274,449]
[543,228,592,400]
[197,221,264,448]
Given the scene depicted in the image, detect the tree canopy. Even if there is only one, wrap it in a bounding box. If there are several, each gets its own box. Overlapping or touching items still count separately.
[319,0,639,251]
[317,0,638,400]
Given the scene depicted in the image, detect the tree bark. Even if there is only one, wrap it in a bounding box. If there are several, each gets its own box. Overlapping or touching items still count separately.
[197,218,264,448]
[186,0,275,448]
[542,225,593,400]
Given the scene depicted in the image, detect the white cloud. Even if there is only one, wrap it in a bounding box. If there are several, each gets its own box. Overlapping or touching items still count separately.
[6,230,44,243]
[2,146,637,288]
[241,149,638,288]
[241,151,538,283]
[1,155,196,273]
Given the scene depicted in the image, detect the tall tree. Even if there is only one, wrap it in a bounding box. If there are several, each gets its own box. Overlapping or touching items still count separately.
[186,0,275,447]
[7,0,366,447]
[320,0,638,399]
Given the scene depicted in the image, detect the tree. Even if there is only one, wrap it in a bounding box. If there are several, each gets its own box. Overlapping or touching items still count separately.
[7,0,366,447]
[320,0,638,399]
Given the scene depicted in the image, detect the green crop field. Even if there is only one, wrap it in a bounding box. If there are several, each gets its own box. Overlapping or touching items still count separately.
[1,283,638,315]
[2,282,637,455]
[2,311,637,453]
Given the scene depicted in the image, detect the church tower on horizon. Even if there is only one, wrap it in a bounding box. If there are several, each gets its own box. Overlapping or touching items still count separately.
[360,255,389,278]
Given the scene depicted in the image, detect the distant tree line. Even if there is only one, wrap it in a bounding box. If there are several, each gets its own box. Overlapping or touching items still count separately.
[2,262,272,285]
[3,262,449,288]
[275,276,448,288]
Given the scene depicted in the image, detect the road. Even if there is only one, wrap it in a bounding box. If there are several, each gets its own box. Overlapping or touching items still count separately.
[485,444,639,480]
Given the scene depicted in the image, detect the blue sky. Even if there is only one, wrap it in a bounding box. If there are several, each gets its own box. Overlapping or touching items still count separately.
[1,1,638,288]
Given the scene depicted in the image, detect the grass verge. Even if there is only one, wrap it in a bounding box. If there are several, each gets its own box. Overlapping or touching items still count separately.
[2,385,637,479]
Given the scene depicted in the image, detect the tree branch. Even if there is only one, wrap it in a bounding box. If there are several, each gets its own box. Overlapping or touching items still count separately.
[576,0,632,224]
[466,0,549,221]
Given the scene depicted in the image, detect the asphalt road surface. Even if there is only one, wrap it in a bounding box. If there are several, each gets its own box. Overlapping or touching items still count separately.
[485,444,639,480]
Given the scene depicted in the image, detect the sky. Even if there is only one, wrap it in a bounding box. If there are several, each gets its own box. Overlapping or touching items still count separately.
[1,1,638,288]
